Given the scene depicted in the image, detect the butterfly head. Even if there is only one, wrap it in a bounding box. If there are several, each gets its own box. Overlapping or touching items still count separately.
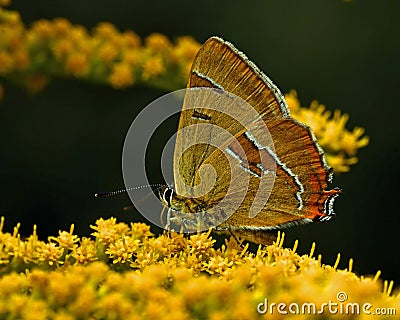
[159,185,190,213]
[159,185,175,208]
[158,185,208,215]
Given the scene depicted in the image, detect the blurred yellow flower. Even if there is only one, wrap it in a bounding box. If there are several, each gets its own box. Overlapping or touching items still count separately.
[31,19,54,39]
[145,33,172,52]
[94,22,119,40]
[0,3,382,319]
[2,10,20,24]
[0,0,11,6]
[98,43,119,63]
[0,4,367,174]
[171,36,201,80]
[0,217,397,319]
[0,7,200,92]
[109,62,134,88]
[65,52,89,76]
[141,56,165,80]
[14,49,30,69]
[285,90,369,173]
[121,30,141,48]
[0,51,13,74]
[52,18,71,37]
[52,40,73,59]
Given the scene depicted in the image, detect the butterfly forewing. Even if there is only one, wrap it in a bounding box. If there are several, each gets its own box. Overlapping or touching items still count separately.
[189,37,289,120]
[174,36,288,196]
[174,87,276,196]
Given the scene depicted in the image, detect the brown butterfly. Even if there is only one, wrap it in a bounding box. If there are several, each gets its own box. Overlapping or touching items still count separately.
[159,36,340,245]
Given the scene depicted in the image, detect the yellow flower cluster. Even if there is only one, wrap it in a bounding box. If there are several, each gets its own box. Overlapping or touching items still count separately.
[0,3,368,173]
[285,90,369,173]
[0,5,200,93]
[0,217,398,319]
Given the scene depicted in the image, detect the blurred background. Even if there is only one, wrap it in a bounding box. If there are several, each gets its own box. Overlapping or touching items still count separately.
[1,0,399,282]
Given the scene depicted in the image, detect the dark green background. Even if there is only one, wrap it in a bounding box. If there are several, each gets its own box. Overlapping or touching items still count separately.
[1,0,399,282]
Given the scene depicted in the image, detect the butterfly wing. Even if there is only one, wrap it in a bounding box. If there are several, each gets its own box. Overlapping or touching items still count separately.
[172,36,340,234]
[196,119,339,230]
[189,37,289,120]
[174,37,289,196]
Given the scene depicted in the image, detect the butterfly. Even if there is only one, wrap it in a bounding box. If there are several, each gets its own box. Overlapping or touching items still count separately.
[159,36,340,244]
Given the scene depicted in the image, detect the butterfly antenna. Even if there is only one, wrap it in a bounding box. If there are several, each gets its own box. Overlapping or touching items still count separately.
[94,184,165,198]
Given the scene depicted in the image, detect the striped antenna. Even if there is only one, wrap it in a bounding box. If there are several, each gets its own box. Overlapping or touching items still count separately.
[94,184,165,198]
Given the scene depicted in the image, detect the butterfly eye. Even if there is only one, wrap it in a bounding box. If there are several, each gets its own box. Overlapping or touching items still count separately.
[162,187,174,207]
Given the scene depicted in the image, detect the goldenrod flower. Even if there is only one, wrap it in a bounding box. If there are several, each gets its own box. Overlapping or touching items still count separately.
[2,10,20,24]
[65,52,89,77]
[121,49,140,67]
[110,62,134,89]
[36,242,64,266]
[0,0,11,7]
[52,40,73,60]
[14,49,30,70]
[52,18,72,37]
[141,56,165,80]
[171,36,201,80]
[0,51,13,74]
[325,153,359,173]
[31,19,54,40]
[0,4,366,174]
[49,225,79,250]
[130,222,153,239]
[285,90,369,173]
[0,217,398,319]
[94,22,119,40]
[121,30,141,48]
[145,33,172,53]
[106,235,140,264]
[0,7,200,92]
[71,237,98,264]
[98,43,119,63]
[172,36,201,61]
[91,217,122,245]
